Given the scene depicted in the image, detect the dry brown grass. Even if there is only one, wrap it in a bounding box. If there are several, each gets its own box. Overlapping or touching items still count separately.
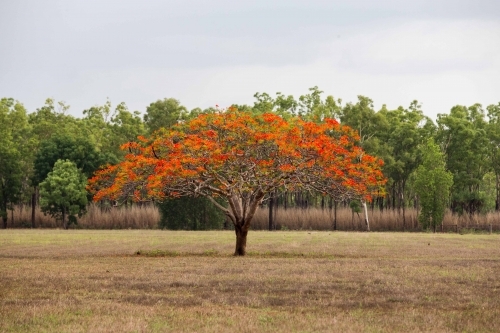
[7,204,160,229]
[6,204,500,232]
[1,230,500,332]
[252,206,500,232]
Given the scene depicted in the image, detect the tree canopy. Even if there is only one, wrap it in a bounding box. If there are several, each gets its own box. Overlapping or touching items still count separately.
[33,133,108,186]
[89,109,385,254]
[39,159,88,229]
[413,139,453,231]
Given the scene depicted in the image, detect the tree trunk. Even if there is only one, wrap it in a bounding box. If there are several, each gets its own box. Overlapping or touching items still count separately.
[333,200,337,231]
[31,188,36,228]
[392,185,396,210]
[363,201,370,231]
[234,224,248,256]
[401,181,406,231]
[496,173,500,211]
[1,194,6,228]
[268,193,274,231]
[62,206,67,230]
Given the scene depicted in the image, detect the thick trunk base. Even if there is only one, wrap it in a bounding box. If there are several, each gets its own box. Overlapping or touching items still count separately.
[234,227,248,256]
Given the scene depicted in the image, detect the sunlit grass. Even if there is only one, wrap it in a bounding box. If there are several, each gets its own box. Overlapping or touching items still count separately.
[1,230,500,332]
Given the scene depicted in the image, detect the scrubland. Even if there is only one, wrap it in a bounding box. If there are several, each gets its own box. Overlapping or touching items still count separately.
[1,230,499,332]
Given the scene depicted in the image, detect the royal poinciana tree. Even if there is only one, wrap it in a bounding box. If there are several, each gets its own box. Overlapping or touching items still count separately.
[89,109,386,255]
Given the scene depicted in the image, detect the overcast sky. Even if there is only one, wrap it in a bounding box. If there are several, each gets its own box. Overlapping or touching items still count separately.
[1,0,499,119]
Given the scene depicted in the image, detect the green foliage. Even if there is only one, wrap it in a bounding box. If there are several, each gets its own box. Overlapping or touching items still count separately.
[437,104,489,214]
[413,140,453,230]
[349,200,362,214]
[0,98,27,227]
[82,100,145,160]
[110,102,146,145]
[298,86,341,121]
[39,160,88,229]
[0,140,22,228]
[486,102,500,211]
[28,98,78,141]
[252,87,341,121]
[480,173,497,212]
[144,98,188,133]
[33,133,108,185]
[158,197,226,230]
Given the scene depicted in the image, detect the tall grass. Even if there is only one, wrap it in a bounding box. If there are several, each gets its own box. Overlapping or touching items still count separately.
[251,207,500,231]
[252,206,420,231]
[5,204,500,231]
[7,204,159,229]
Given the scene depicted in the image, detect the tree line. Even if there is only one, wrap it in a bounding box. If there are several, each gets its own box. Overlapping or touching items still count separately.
[1,87,499,230]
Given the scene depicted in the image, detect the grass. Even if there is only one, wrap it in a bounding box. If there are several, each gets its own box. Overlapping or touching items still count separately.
[1,230,500,332]
[8,204,500,232]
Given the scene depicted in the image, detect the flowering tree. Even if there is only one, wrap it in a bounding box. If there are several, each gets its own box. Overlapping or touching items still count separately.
[89,109,385,255]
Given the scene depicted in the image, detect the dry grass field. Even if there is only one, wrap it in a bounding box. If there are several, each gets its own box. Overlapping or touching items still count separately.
[1,230,499,332]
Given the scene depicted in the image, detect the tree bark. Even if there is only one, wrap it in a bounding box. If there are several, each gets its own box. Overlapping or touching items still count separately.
[333,200,337,231]
[31,188,36,228]
[268,193,274,231]
[1,195,6,228]
[62,206,67,230]
[234,224,248,256]
[392,185,396,210]
[363,201,370,231]
[401,181,406,231]
[496,174,500,211]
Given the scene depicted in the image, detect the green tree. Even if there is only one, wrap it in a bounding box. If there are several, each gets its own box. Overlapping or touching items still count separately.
[110,102,146,147]
[340,96,384,149]
[486,102,500,211]
[253,87,341,121]
[381,101,431,226]
[81,100,114,154]
[144,98,188,133]
[413,140,453,231]
[0,136,22,229]
[9,104,35,194]
[298,86,342,121]
[33,134,107,186]
[0,143,22,229]
[252,92,276,114]
[28,98,85,227]
[436,104,490,214]
[0,98,34,227]
[39,160,88,229]
[29,98,77,141]
[82,100,145,161]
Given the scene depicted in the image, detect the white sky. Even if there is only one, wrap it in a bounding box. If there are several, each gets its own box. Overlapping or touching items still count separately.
[1,0,499,119]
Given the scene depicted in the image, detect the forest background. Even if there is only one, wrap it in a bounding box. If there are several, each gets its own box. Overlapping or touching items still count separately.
[1,87,500,231]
